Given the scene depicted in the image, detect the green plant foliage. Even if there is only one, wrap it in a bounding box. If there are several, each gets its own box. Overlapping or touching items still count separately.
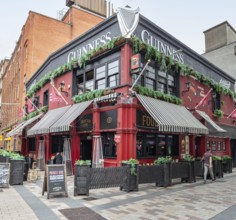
[222,155,231,163]
[122,158,139,176]
[154,156,173,165]
[75,160,91,166]
[135,85,183,105]
[213,109,224,118]
[183,154,195,162]
[212,155,221,161]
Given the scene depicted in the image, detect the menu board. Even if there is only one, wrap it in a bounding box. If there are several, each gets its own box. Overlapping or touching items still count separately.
[0,163,10,188]
[42,164,68,199]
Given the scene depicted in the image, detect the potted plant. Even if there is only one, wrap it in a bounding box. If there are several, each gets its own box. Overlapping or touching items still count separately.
[9,152,25,185]
[120,158,139,192]
[212,156,223,178]
[222,155,232,173]
[182,154,196,183]
[154,156,172,187]
[74,160,91,196]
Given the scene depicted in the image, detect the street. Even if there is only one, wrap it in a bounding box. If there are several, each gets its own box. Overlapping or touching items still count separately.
[1,170,236,220]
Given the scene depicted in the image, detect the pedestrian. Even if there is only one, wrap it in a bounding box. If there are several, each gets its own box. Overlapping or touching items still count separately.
[25,152,34,169]
[54,152,63,164]
[201,148,216,184]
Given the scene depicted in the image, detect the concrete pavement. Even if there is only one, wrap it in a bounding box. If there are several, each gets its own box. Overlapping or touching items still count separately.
[1,169,236,220]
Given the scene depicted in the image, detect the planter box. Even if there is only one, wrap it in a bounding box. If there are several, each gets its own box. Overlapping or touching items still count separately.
[10,160,24,185]
[0,156,10,163]
[156,163,171,187]
[194,160,203,177]
[120,164,139,192]
[213,160,223,179]
[74,165,90,196]
[223,159,233,173]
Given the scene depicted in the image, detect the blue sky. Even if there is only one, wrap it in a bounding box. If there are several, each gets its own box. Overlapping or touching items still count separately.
[1,0,236,60]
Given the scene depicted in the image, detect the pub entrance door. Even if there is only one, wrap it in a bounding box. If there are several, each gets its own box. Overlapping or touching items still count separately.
[80,140,92,161]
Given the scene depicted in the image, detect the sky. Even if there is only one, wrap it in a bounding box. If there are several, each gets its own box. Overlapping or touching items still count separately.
[1,0,236,60]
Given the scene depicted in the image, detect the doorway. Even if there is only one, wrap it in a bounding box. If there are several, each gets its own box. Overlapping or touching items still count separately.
[230,139,236,167]
[80,140,92,161]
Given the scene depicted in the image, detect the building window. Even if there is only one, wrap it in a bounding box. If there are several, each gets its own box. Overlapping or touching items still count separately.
[102,133,116,158]
[95,59,120,90]
[108,60,119,87]
[51,135,68,154]
[33,96,40,109]
[136,133,178,158]
[212,92,221,111]
[222,142,226,151]
[43,90,49,106]
[28,137,36,152]
[76,69,94,94]
[217,141,221,151]
[212,141,216,151]
[96,65,106,90]
[207,141,210,150]
[145,66,156,90]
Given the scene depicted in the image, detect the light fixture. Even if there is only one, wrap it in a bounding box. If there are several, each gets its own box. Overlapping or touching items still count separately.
[182,82,192,96]
[59,81,68,97]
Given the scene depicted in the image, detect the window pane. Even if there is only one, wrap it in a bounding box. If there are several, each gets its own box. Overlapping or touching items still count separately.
[158,71,166,78]
[108,60,119,76]
[108,75,119,87]
[85,70,94,92]
[96,66,106,80]
[146,134,156,156]
[146,78,155,90]
[96,79,106,89]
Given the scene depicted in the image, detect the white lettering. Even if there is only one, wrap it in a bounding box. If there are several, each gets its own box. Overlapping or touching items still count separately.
[141,29,184,64]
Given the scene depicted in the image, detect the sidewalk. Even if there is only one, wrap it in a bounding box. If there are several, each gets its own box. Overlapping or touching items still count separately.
[1,169,236,220]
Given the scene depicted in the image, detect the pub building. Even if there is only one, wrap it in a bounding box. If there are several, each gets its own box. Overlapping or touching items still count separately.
[19,7,236,168]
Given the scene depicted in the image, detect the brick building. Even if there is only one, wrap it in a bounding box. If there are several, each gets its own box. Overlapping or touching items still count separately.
[1,4,105,150]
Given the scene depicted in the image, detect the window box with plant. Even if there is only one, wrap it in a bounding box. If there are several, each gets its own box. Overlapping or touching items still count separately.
[9,152,25,185]
[212,156,223,178]
[120,158,139,192]
[182,154,196,183]
[74,160,91,196]
[154,156,172,187]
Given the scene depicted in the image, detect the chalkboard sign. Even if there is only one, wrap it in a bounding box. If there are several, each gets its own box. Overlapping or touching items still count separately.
[42,164,68,199]
[0,163,10,188]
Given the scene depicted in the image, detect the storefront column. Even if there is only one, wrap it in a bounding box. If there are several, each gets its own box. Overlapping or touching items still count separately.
[45,134,51,162]
[117,98,137,162]
[71,123,80,167]
[226,137,231,155]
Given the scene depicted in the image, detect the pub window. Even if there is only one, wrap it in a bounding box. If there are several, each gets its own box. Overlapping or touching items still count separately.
[136,134,144,156]
[51,135,65,154]
[146,134,156,156]
[102,133,116,158]
[28,137,36,152]
[33,96,40,109]
[132,73,144,86]
[217,141,221,151]
[136,133,178,158]
[222,142,226,151]
[206,141,210,150]
[95,65,106,90]
[76,69,94,94]
[108,60,119,87]
[212,92,221,111]
[157,71,167,93]
[85,70,94,92]
[145,66,156,90]
[212,141,216,151]
[43,90,49,107]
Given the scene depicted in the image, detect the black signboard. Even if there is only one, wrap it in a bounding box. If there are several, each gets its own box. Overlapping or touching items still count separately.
[0,163,10,188]
[100,110,117,130]
[136,110,158,129]
[42,164,68,199]
[77,114,93,131]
